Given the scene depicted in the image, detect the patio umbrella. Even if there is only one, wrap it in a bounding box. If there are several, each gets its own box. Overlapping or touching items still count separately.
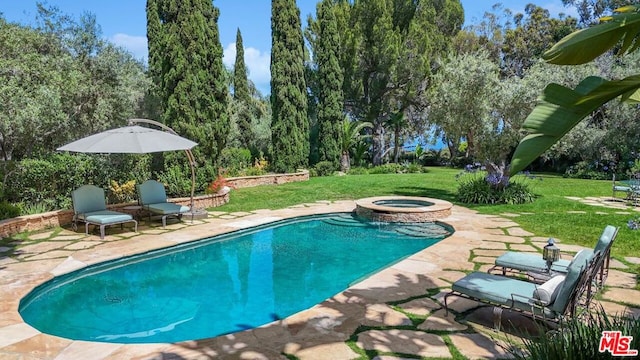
[57,125,197,154]
[57,118,199,209]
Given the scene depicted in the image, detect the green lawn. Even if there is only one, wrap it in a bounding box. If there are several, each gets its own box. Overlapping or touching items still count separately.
[217,167,640,261]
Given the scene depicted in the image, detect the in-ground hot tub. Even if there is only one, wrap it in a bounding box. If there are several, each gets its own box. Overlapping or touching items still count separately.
[355,196,453,222]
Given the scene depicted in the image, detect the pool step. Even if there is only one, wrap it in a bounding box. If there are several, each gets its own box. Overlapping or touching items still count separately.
[323,216,452,239]
[322,215,368,227]
[394,224,451,238]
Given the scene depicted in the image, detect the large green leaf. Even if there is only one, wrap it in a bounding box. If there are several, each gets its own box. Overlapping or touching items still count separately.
[510,75,640,174]
[543,10,640,65]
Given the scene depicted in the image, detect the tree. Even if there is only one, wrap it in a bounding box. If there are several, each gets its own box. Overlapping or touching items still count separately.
[147,0,229,176]
[270,0,308,172]
[510,4,640,174]
[502,4,577,76]
[562,0,635,25]
[429,51,501,163]
[339,0,463,165]
[0,8,149,162]
[315,0,344,167]
[233,28,253,148]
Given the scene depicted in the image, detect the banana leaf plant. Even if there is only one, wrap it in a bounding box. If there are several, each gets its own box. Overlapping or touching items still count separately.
[510,5,640,174]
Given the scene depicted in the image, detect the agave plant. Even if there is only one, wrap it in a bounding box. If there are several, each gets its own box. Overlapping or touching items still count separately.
[509,306,640,360]
[510,5,640,174]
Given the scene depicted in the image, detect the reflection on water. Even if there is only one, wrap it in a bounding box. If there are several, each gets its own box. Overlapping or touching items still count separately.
[19,214,450,343]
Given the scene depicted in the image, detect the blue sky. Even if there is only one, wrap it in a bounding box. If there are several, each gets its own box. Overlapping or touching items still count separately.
[1,1,578,94]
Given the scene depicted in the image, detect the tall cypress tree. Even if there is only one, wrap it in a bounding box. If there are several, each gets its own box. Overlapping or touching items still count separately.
[146,0,229,176]
[233,28,252,148]
[270,0,308,173]
[315,0,343,167]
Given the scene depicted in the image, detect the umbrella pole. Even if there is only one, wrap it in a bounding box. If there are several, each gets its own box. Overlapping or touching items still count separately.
[128,118,196,210]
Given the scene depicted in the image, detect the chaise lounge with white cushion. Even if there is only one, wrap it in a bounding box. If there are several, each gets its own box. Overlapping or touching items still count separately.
[444,249,598,327]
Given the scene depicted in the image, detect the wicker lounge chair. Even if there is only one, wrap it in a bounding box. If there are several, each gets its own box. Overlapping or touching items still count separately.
[445,249,599,328]
[71,185,138,239]
[136,180,190,228]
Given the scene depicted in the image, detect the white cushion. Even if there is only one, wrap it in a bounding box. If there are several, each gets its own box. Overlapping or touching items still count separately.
[532,275,566,305]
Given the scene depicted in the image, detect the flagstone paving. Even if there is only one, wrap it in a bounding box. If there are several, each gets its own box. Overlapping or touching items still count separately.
[0,200,639,359]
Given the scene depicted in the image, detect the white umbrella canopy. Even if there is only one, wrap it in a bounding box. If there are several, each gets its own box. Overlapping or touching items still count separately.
[57,119,200,210]
[56,125,197,153]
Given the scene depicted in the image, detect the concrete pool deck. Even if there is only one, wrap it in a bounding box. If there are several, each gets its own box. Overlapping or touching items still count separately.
[1,200,639,359]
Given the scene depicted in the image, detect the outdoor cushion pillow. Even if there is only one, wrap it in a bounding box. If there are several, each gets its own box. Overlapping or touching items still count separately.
[533,274,566,305]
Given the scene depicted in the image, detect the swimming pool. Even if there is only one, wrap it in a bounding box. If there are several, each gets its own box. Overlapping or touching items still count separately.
[19,213,451,343]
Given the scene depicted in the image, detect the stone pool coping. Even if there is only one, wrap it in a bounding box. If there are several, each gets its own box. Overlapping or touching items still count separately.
[1,200,639,359]
[355,196,453,223]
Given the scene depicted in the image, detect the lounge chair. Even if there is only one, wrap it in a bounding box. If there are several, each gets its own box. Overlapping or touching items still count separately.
[71,185,138,239]
[488,225,618,287]
[136,180,190,228]
[612,174,632,200]
[444,249,599,327]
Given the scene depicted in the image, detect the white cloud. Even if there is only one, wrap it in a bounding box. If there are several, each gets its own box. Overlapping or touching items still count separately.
[110,33,148,62]
[223,42,271,94]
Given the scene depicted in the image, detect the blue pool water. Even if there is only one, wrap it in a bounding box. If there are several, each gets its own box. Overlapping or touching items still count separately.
[19,213,451,343]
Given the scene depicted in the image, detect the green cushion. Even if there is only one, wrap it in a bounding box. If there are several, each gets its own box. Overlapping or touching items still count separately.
[594,225,617,255]
[495,252,571,273]
[145,203,190,215]
[81,210,133,225]
[451,272,556,317]
[550,249,591,314]
[72,185,107,214]
[137,180,168,205]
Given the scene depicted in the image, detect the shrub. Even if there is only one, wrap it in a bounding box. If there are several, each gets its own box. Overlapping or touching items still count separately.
[219,147,252,176]
[347,167,369,175]
[508,307,640,360]
[0,201,20,220]
[314,161,336,177]
[402,162,428,174]
[156,164,192,197]
[456,166,537,205]
[564,160,615,180]
[108,180,137,204]
[368,163,405,174]
[17,201,53,215]
[205,175,232,194]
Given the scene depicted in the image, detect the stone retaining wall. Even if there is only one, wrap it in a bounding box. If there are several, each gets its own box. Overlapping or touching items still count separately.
[0,190,230,239]
[0,170,309,238]
[226,169,309,189]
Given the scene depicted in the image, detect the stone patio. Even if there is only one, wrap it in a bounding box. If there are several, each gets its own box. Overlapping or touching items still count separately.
[0,200,639,359]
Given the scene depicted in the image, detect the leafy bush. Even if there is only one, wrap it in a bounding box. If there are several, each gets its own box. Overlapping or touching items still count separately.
[313,161,336,177]
[4,153,105,209]
[368,163,405,174]
[17,201,53,216]
[456,167,537,205]
[347,167,369,175]
[0,201,20,220]
[219,147,252,176]
[108,180,137,204]
[509,307,640,360]
[156,164,192,197]
[205,175,232,194]
[564,160,615,180]
[402,162,428,174]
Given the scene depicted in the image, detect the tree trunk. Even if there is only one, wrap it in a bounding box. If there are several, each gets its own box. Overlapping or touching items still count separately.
[372,122,384,165]
[340,151,351,172]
